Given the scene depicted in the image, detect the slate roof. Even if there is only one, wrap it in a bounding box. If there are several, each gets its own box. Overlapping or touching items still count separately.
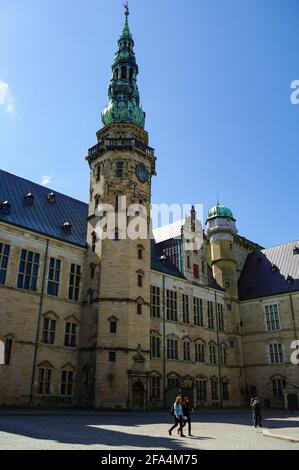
[151,239,185,279]
[153,219,184,244]
[0,169,88,247]
[238,241,299,300]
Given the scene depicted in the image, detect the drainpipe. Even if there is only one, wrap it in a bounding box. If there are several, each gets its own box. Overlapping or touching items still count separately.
[29,238,49,404]
[214,290,223,408]
[162,274,166,408]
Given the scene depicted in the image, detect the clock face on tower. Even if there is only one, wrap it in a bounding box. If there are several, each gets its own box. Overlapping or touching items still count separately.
[135,162,149,183]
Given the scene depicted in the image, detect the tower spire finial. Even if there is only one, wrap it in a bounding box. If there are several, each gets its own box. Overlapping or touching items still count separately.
[124,1,129,20]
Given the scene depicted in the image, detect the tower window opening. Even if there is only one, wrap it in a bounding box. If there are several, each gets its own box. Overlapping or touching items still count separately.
[116,162,124,177]
[137,304,142,315]
[91,232,96,252]
[24,192,34,205]
[129,67,134,80]
[47,192,56,204]
[113,69,118,80]
[121,66,127,79]
[0,200,10,215]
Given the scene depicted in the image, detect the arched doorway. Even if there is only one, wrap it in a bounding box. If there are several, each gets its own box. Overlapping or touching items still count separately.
[287,394,299,411]
[132,381,145,410]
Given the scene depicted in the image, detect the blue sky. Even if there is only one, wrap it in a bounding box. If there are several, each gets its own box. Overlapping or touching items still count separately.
[0,0,298,248]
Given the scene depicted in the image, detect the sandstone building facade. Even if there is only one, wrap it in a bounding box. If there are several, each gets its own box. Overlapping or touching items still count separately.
[0,11,298,410]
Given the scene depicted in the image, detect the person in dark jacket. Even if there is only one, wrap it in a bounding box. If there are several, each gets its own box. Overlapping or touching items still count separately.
[250,396,263,428]
[179,396,193,436]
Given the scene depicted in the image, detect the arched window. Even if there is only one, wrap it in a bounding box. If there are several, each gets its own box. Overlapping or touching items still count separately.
[167,372,180,389]
[137,270,144,288]
[220,344,227,365]
[209,341,217,364]
[108,316,118,334]
[137,244,144,260]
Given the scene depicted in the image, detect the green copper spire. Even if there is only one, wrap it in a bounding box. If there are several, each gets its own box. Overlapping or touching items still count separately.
[101,3,146,129]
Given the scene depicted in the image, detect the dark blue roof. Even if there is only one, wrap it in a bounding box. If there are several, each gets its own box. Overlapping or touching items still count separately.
[151,240,185,279]
[0,169,88,247]
[238,241,299,300]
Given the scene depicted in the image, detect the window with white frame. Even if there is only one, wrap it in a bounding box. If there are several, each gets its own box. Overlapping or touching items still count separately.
[269,343,284,364]
[42,316,56,344]
[265,304,280,331]
[0,243,10,285]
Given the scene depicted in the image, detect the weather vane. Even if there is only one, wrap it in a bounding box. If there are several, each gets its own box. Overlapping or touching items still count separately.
[124,1,129,19]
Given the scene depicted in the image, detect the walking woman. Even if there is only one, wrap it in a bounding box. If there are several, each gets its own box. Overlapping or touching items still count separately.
[181,396,193,436]
[168,396,186,437]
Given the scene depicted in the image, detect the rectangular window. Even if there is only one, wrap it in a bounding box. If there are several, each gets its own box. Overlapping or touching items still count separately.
[193,297,203,326]
[182,294,190,323]
[116,162,124,177]
[110,320,117,333]
[42,318,56,344]
[38,368,51,395]
[183,341,191,361]
[5,338,13,365]
[151,336,161,358]
[210,344,217,364]
[150,285,160,318]
[196,379,207,401]
[272,379,286,400]
[68,264,81,301]
[218,304,225,331]
[193,264,199,279]
[61,370,74,396]
[167,339,178,360]
[166,290,178,322]
[17,249,40,291]
[265,304,280,331]
[47,258,61,297]
[195,342,205,362]
[137,273,143,287]
[137,304,142,315]
[151,376,160,400]
[64,322,77,347]
[269,343,284,364]
[208,301,214,329]
[109,351,116,362]
[211,380,218,400]
[0,243,10,285]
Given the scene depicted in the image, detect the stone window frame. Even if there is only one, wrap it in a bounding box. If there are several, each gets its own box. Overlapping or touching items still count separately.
[217,303,225,331]
[137,244,145,261]
[150,284,161,318]
[210,375,219,401]
[68,263,82,302]
[196,374,208,402]
[221,376,230,401]
[0,242,10,286]
[64,315,79,348]
[166,289,178,322]
[17,248,41,292]
[194,337,206,363]
[136,269,144,288]
[209,341,217,364]
[220,342,228,366]
[60,363,76,397]
[150,330,161,359]
[264,302,281,332]
[182,335,192,361]
[270,373,286,400]
[207,300,214,329]
[167,371,180,389]
[37,361,54,395]
[41,311,59,345]
[193,297,203,326]
[47,256,62,297]
[166,334,179,360]
[4,333,14,365]
[150,371,162,401]
[267,340,284,364]
[182,293,190,324]
[108,316,119,334]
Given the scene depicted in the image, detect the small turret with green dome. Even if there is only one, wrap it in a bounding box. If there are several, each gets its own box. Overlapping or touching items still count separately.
[207,204,235,221]
[101,3,146,129]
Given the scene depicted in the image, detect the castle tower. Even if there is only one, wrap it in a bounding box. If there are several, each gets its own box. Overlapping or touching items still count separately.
[206,204,245,405]
[80,6,156,409]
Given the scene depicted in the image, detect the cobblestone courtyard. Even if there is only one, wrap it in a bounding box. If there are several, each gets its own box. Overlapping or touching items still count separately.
[0,410,298,450]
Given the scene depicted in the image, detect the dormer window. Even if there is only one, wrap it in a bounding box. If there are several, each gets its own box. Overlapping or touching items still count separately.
[47,192,56,204]
[62,221,72,235]
[293,247,299,255]
[24,192,33,205]
[0,200,11,215]
[287,275,294,285]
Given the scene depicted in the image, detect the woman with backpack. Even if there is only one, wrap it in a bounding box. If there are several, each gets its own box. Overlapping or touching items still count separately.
[168,396,186,437]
